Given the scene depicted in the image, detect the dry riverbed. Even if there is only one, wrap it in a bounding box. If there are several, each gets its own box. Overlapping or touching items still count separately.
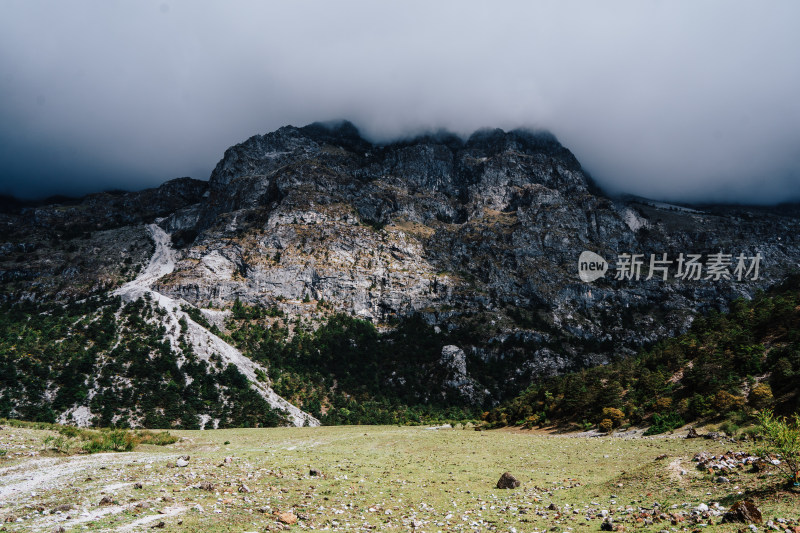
[1,424,798,532]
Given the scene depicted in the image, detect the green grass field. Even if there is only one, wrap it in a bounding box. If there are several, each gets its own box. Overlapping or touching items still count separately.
[1,424,798,532]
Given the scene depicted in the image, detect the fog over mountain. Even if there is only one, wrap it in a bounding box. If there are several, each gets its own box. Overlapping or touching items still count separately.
[1,1,799,203]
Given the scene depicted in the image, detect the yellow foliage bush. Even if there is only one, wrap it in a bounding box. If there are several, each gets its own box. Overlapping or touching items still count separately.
[749,383,774,408]
[713,390,746,413]
[601,407,625,428]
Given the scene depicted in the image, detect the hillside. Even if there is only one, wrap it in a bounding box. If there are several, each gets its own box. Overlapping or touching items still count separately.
[487,275,800,432]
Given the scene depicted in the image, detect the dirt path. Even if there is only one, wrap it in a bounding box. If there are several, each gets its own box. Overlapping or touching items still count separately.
[0,452,156,503]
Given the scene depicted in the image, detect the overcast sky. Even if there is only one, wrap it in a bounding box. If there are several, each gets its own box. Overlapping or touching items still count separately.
[1,1,799,204]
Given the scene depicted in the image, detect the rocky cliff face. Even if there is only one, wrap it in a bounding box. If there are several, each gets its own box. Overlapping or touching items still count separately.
[151,122,800,382]
[0,177,207,301]
[3,121,800,416]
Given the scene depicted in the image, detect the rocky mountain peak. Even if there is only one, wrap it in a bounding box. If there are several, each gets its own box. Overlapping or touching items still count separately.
[204,121,591,221]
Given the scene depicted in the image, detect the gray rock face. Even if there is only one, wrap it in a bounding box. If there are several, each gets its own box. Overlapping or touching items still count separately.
[0,177,208,301]
[438,345,486,403]
[440,345,468,376]
[144,121,800,396]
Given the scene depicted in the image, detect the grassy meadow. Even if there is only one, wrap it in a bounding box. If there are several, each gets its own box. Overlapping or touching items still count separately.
[1,424,799,532]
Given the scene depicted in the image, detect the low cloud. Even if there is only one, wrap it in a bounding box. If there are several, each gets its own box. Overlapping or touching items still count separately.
[1,1,799,203]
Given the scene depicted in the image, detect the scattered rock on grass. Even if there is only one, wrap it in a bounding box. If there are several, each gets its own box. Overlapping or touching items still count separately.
[195,481,215,491]
[176,455,190,467]
[309,468,322,477]
[277,512,297,525]
[99,496,113,505]
[721,500,762,525]
[496,472,520,489]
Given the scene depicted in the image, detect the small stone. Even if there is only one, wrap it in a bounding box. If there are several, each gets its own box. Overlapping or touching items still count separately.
[309,468,322,477]
[99,496,113,506]
[196,481,215,491]
[716,476,730,483]
[176,456,190,468]
[134,482,143,489]
[151,522,165,529]
[277,512,297,525]
[238,484,251,493]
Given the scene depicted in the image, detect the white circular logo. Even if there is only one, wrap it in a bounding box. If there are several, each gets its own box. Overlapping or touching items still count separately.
[578,251,608,282]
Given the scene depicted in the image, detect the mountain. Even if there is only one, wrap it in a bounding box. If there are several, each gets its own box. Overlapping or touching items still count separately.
[1,121,799,428]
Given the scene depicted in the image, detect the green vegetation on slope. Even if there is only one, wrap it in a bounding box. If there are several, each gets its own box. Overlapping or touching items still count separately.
[3,272,798,432]
[227,304,480,425]
[486,275,800,432]
[0,296,286,429]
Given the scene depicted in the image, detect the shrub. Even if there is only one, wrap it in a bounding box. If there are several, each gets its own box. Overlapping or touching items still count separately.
[136,430,178,446]
[41,427,177,454]
[719,420,741,437]
[676,398,690,415]
[654,397,673,413]
[599,418,614,433]
[713,390,746,414]
[749,384,774,408]
[522,415,540,429]
[43,435,78,454]
[601,407,625,428]
[753,410,800,485]
[644,412,686,436]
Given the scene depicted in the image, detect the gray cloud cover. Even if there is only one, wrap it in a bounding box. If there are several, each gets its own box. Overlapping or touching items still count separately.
[1,1,799,203]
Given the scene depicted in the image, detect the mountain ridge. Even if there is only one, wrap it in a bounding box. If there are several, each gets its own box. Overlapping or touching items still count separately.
[1,121,799,427]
